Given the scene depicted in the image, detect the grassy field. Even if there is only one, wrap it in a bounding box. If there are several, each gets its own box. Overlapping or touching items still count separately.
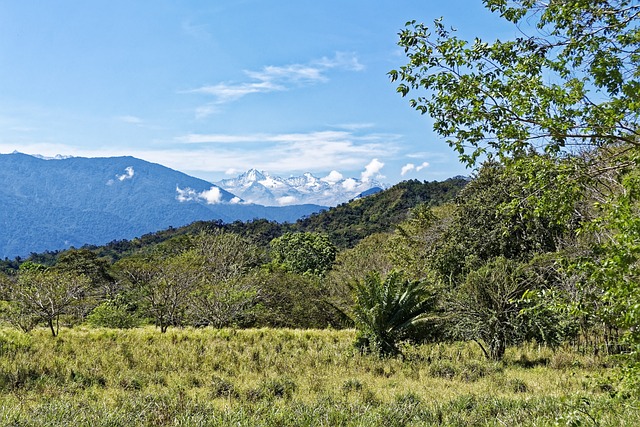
[0,326,637,426]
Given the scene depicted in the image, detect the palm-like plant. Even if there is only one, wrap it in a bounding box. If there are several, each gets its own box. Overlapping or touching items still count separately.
[352,270,438,357]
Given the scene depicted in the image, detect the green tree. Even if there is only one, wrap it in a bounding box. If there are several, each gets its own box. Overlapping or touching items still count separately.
[115,252,200,333]
[327,233,395,323]
[252,269,342,328]
[352,271,439,357]
[330,233,395,284]
[448,257,534,360]
[433,161,566,284]
[188,231,262,328]
[86,294,143,329]
[54,249,114,295]
[584,170,640,364]
[390,0,640,170]
[391,203,454,282]
[7,267,92,336]
[390,0,640,366]
[0,272,38,332]
[269,232,337,277]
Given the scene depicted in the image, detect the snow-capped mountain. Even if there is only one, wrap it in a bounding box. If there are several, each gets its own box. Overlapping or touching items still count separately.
[216,169,387,206]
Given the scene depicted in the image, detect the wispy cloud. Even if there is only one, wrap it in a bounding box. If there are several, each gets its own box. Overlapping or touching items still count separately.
[173,130,397,177]
[401,161,430,176]
[181,20,213,42]
[332,123,375,131]
[315,52,364,72]
[416,161,430,171]
[177,134,264,144]
[117,166,135,181]
[195,105,220,119]
[0,127,398,182]
[401,163,415,176]
[187,52,364,113]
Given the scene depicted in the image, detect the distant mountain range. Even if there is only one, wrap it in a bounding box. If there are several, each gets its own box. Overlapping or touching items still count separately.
[0,153,326,259]
[215,169,385,206]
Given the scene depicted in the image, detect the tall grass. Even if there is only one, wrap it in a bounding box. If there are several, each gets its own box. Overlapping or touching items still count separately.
[0,326,637,426]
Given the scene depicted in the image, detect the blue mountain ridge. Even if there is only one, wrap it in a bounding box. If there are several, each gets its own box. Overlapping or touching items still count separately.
[0,153,325,258]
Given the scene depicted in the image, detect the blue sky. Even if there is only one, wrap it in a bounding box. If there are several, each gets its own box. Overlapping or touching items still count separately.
[0,1,514,185]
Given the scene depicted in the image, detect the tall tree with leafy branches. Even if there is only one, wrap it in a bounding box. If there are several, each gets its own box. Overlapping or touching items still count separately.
[391,0,640,377]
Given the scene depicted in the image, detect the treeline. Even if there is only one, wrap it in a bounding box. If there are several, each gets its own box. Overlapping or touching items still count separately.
[0,177,467,269]
[0,163,631,367]
[0,178,464,336]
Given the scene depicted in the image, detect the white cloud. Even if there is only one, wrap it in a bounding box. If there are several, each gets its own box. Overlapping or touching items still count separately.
[187,52,363,110]
[361,159,384,182]
[199,186,223,204]
[230,196,242,204]
[400,161,429,176]
[245,64,327,85]
[401,163,415,176]
[277,196,298,205]
[315,52,365,72]
[117,166,135,181]
[416,161,430,171]
[176,186,200,202]
[342,178,358,191]
[175,185,224,204]
[322,170,343,184]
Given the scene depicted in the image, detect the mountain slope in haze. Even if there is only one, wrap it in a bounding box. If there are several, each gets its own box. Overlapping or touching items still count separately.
[0,153,324,258]
[216,169,386,206]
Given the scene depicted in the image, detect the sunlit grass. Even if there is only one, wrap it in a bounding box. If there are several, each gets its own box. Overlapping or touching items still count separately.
[0,326,637,426]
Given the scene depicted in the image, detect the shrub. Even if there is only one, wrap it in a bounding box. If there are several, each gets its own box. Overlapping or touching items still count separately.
[352,270,438,357]
[86,298,142,329]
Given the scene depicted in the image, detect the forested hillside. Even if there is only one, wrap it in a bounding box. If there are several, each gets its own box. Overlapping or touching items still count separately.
[296,177,467,247]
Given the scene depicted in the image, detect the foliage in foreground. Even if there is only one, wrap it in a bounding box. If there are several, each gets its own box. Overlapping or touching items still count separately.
[391,0,640,378]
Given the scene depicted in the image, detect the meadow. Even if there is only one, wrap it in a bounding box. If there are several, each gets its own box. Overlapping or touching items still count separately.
[0,327,637,426]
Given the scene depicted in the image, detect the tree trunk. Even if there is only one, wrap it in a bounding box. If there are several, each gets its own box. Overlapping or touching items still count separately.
[489,339,505,361]
[474,339,490,360]
[48,318,57,337]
